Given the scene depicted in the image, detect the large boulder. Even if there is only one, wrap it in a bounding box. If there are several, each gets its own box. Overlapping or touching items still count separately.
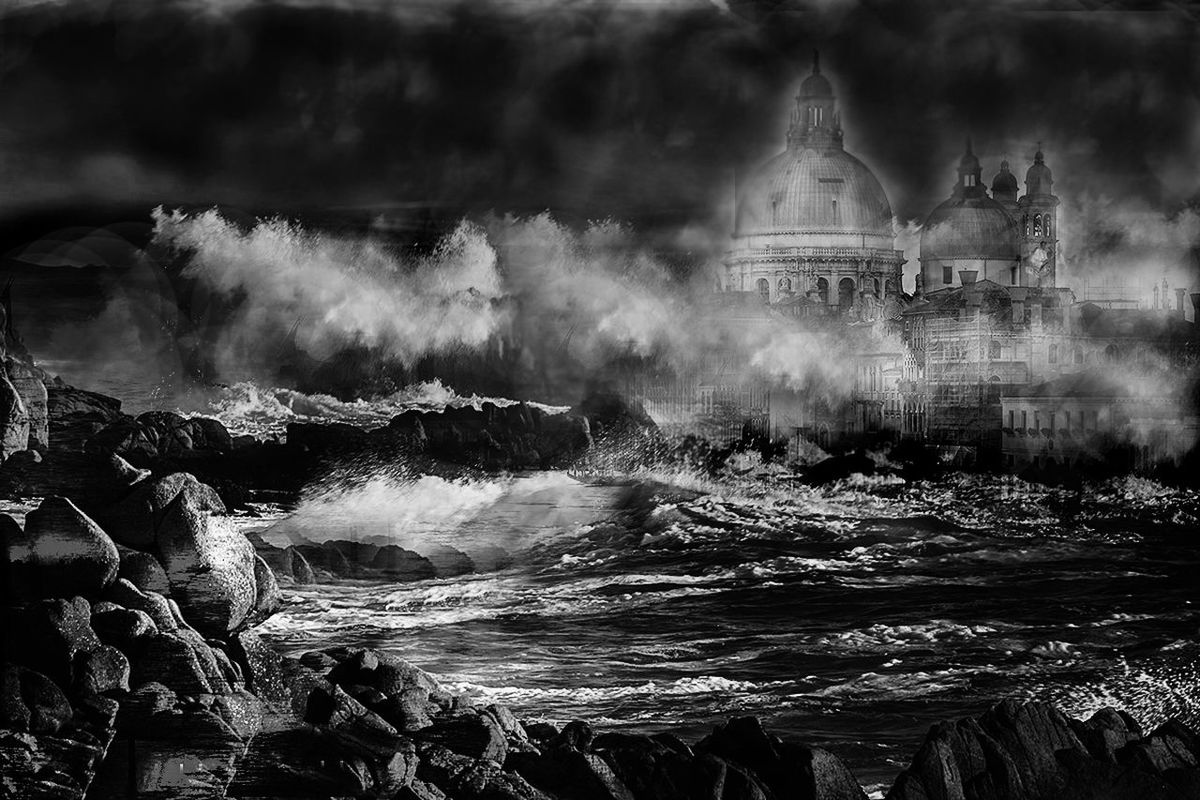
[2,497,120,600]
[885,700,1200,800]
[97,471,226,549]
[154,493,256,636]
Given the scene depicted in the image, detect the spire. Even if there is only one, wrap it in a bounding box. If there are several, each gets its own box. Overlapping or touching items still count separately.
[965,135,974,157]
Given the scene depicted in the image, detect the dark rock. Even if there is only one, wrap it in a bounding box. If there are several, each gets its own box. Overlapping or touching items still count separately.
[4,597,100,689]
[508,746,635,800]
[553,719,596,752]
[116,548,171,596]
[305,683,409,760]
[423,544,476,577]
[418,742,552,800]
[256,542,317,585]
[3,497,120,599]
[131,631,217,696]
[370,544,438,581]
[419,711,508,763]
[90,606,158,652]
[73,645,130,695]
[0,664,72,734]
[243,554,281,627]
[104,579,177,632]
[229,630,291,709]
[286,421,371,452]
[524,721,559,742]
[97,471,226,549]
[698,716,866,800]
[294,543,353,578]
[155,492,256,635]
[1070,707,1143,763]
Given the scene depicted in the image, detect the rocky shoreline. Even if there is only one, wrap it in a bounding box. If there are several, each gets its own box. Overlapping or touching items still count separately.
[2,355,1200,796]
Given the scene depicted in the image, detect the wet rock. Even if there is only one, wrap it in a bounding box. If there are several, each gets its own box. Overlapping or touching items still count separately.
[116,548,171,596]
[97,471,226,549]
[90,606,158,652]
[155,492,256,635]
[287,421,371,453]
[3,497,120,600]
[305,683,410,760]
[423,544,476,577]
[5,597,100,689]
[370,544,438,581]
[256,542,316,585]
[698,716,866,800]
[884,700,1200,800]
[419,711,508,763]
[73,645,130,695]
[508,738,635,800]
[104,579,177,632]
[0,664,72,734]
[294,543,353,578]
[243,554,281,627]
[229,630,291,708]
[131,631,218,696]
[417,742,552,800]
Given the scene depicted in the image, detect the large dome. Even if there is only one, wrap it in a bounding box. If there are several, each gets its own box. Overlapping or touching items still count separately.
[734,147,894,238]
[921,195,1019,261]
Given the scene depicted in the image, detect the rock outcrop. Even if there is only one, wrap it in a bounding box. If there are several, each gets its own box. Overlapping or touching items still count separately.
[1,496,120,600]
[887,699,1200,800]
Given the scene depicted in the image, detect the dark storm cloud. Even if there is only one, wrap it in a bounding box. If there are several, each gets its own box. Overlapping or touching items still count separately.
[1,0,1198,240]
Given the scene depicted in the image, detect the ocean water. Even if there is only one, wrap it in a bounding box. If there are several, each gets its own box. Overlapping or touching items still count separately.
[36,372,1200,793]
[243,464,1200,793]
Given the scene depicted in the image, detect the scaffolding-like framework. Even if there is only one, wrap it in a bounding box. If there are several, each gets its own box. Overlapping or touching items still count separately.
[922,316,1035,451]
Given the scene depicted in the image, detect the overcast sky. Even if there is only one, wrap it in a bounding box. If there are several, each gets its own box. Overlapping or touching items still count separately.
[2,0,1198,248]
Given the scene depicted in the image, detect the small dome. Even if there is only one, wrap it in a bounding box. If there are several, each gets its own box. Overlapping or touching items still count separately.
[735,147,894,237]
[1025,150,1053,196]
[921,195,1020,261]
[992,160,1018,195]
[799,51,833,98]
[800,71,833,98]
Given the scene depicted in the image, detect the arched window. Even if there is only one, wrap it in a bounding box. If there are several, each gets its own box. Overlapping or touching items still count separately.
[1073,347,1084,365]
[989,341,1001,360]
[838,277,856,313]
[1048,344,1058,363]
[817,277,829,304]
[885,278,896,296]
[778,277,792,294]
[1023,214,1030,236]
[873,278,881,296]
[756,278,770,303]
[1104,344,1120,363]
[831,199,839,223]
[1033,214,1042,236]
[1044,217,1051,237]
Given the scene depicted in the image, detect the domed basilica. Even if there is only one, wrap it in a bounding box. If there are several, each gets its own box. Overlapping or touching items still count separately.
[725,54,905,316]
[726,56,1062,313]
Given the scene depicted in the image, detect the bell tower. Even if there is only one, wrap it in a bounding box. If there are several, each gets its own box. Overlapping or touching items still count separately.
[1017,144,1060,287]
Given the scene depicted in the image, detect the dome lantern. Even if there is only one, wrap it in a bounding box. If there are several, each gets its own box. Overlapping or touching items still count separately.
[787,51,842,152]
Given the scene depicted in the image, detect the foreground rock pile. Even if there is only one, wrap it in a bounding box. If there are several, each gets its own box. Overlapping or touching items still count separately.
[2,467,1200,799]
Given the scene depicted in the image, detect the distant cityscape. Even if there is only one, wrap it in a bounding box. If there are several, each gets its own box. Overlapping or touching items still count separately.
[626,55,1199,474]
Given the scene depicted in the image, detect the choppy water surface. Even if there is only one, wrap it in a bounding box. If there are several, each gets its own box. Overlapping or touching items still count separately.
[253,469,1200,793]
